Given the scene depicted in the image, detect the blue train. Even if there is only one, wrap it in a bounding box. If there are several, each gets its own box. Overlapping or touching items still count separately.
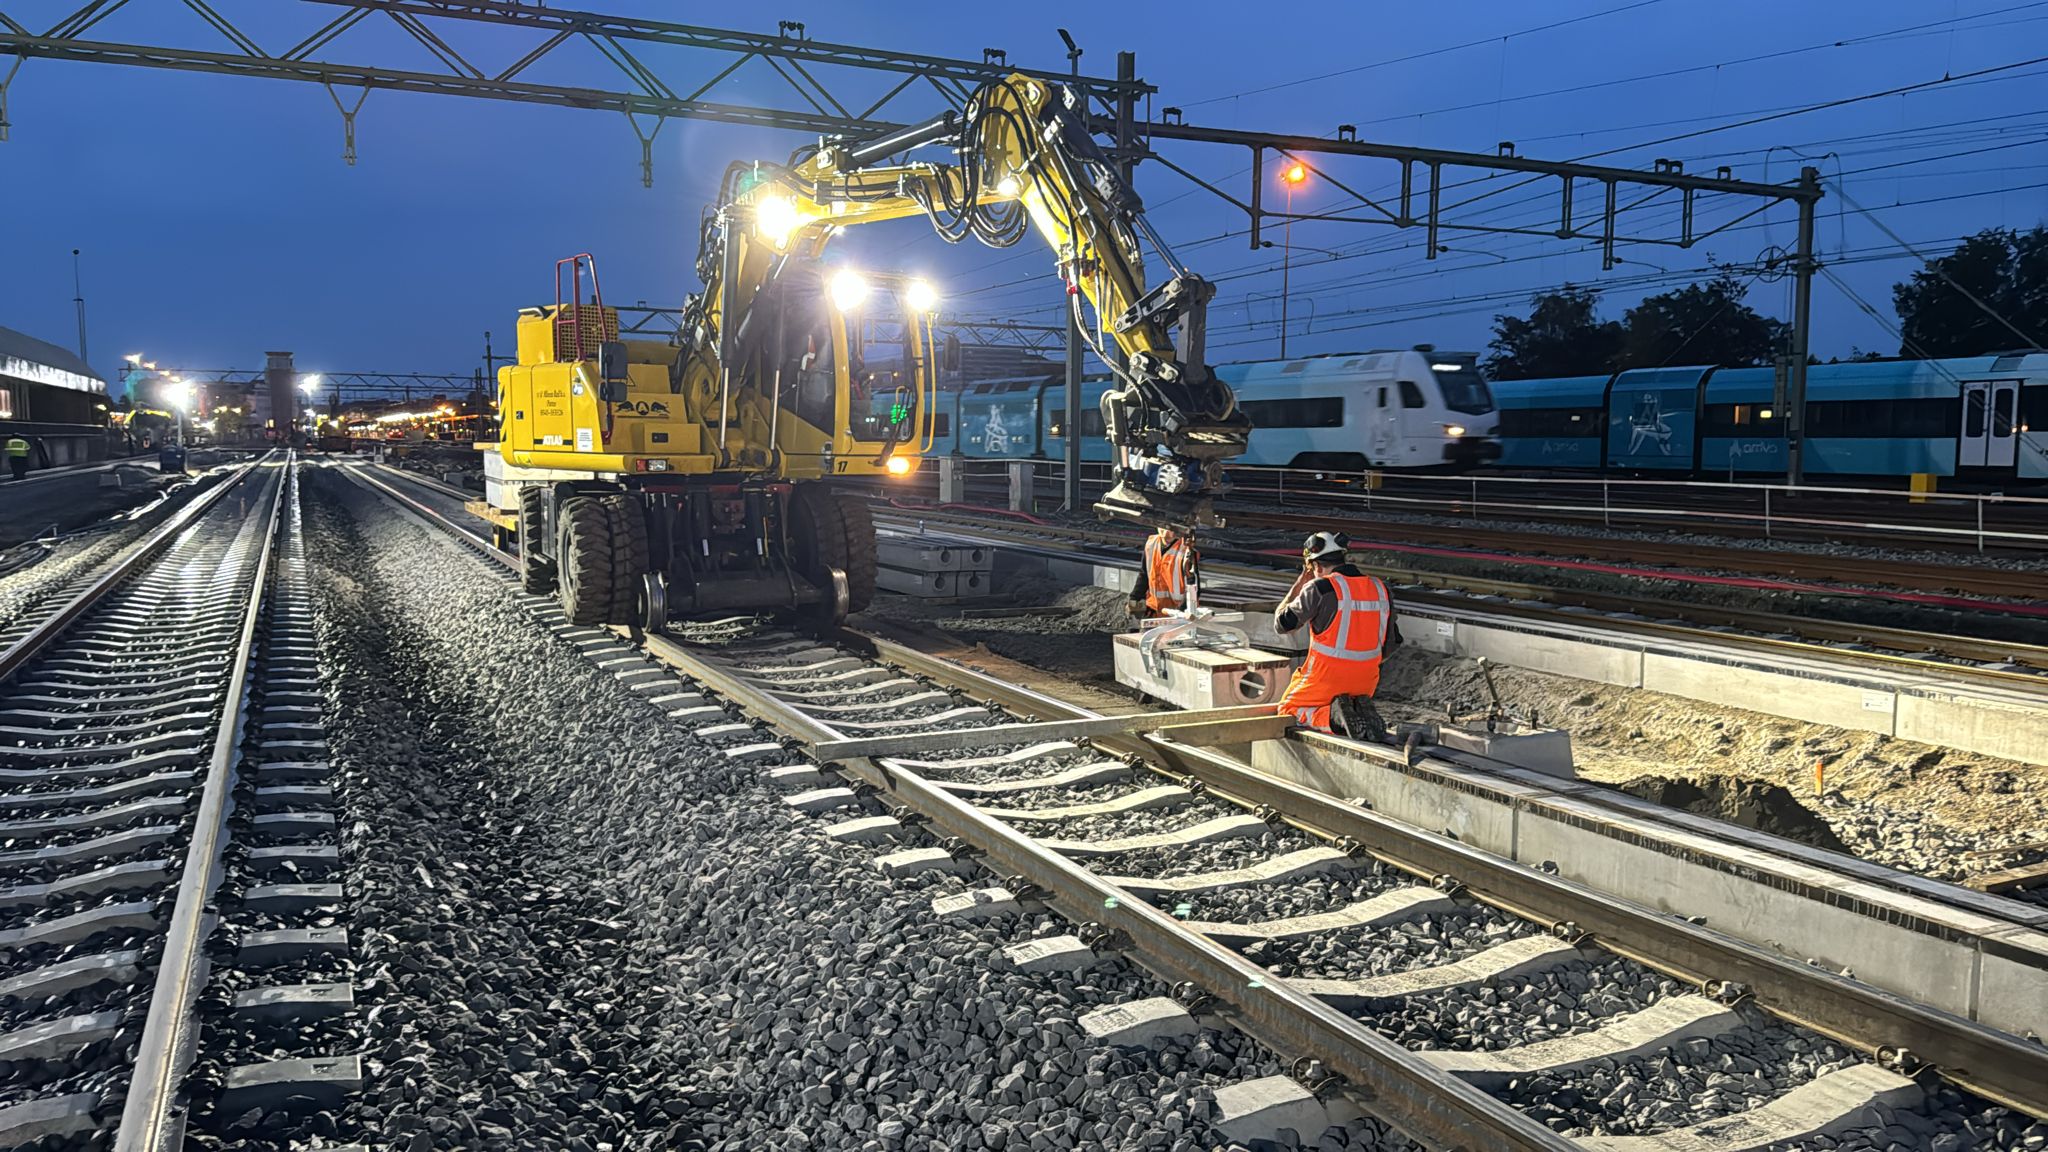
[922,349,1503,473]
[1490,353,2047,480]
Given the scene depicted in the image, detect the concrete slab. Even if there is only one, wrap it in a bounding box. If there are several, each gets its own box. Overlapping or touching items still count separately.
[1106,846,1354,895]
[1575,1064,1922,1152]
[932,887,1026,921]
[1039,814,1269,858]
[1001,934,1099,973]
[1180,888,1457,942]
[980,785,1193,822]
[1293,936,1580,1004]
[1419,995,1741,1089]
[931,761,1131,796]
[1211,1076,1359,1145]
[1079,998,1198,1046]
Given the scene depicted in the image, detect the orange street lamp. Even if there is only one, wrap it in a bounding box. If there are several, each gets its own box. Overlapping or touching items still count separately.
[1278,160,1309,356]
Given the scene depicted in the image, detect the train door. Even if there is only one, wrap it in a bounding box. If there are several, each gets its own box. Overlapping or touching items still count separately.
[1369,385,1397,464]
[1958,381,2019,468]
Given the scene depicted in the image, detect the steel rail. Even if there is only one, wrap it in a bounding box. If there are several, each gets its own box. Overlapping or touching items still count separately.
[114,454,291,1152]
[851,632,2048,1120]
[869,508,2048,681]
[0,454,273,685]
[639,629,1579,1152]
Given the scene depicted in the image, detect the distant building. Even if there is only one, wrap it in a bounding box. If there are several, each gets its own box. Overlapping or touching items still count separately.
[0,325,111,466]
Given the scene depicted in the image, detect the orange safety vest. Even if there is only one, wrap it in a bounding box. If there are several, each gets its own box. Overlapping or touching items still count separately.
[1278,572,1391,730]
[1143,532,1190,612]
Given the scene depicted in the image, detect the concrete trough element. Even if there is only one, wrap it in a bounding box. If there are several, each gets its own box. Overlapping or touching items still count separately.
[932,887,1028,921]
[221,1055,365,1114]
[1001,934,1099,974]
[1292,936,1582,1005]
[1211,1076,1361,1146]
[1078,997,1199,1046]
[1112,632,1292,710]
[1253,735,2048,1041]
[1039,813,1270,858]
[1179,887,1457,942]
[1106,846,1354,895]
[1575,1063,1923,1152]
[1419,995,1741,1089]
[980,784,1193,822]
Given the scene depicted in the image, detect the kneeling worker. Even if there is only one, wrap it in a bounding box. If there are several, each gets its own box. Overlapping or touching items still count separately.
[1126,523,1197,618]
[1274,531,1400,738]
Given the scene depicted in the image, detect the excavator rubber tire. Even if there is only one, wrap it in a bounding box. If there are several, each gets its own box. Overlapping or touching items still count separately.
[517,486,557,595]
[555,495,615,626]
[600,492,649,627]
[790,484,877,620]
[831,493,877,614]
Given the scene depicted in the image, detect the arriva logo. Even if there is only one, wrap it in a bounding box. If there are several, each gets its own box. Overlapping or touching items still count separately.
[1725,440,1780,457]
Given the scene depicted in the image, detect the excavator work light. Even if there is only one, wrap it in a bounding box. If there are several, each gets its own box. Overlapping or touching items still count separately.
[905,279,939,313]
[755,195,801,247]
[829,269,870,312]
[885,455,915,476]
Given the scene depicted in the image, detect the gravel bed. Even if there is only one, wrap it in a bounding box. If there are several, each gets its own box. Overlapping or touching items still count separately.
[1248,904,1535,981]
[1358,956,1674,1054]
[978,780,1169,813]
[1494,1008,1859,1137]
[1025,799,1250,843]
[291,470,1403,1152]
[901,751,1107,788]
[1145,867,1403,924]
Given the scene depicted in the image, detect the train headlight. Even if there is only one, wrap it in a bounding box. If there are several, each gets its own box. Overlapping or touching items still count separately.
[885,455,915,476]
[1443,423,1467,438]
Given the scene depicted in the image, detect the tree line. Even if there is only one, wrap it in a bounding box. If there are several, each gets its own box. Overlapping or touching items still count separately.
[1482,226,2048,380]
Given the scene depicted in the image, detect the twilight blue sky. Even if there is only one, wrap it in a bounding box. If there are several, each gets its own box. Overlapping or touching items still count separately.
[2,0,2045,392]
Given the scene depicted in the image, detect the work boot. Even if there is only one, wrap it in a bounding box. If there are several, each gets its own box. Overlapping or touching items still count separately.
[1332,696,1387,743]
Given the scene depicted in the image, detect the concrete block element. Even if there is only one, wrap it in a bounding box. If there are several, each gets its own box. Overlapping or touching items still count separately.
[1107,846,1354,895]
[0,1011,121,1060]
[221,1055,364,1113]
[233,983,355,1021]
[243,883,344,915]
[1112,632,1293,710]
[1212,1076,1359,1145]
[1642,652,1893,738]
[1294,936,1580,1004]
[0,951,142,1001]
[981,785,1193,822]
[1040,814,1269,858]
[932,887,1025,920]
[1575,1063,1923,1152]
[784,787,860,815]
[0,1094,99,1146]
[823,815,903,845]
[1079,998,1198,1046]
[933,761,1131,796]
[877,566,994,599]
[1420,995,1741,1089]
[875,846,972,878]
[1181,888,1457,942]
[1895,682,2048,768]
[876,538,991,572]
[240,927,349,967]
[1002,934,1099,974]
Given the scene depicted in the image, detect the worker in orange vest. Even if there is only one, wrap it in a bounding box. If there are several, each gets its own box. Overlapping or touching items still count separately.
[1274,531,1401,738]
[1127,524,1197,618]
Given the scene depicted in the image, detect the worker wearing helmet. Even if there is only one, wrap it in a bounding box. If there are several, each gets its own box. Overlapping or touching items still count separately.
[1127,524,1197,618]
[1273,531,1401,738]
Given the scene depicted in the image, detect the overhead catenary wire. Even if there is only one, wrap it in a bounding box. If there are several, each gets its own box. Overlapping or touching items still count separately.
[1830,182,2048,350]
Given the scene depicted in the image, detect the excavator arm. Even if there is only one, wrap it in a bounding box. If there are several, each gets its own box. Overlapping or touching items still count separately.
[702,73,1250,528]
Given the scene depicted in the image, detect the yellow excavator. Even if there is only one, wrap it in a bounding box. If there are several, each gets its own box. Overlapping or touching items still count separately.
[486,73,1249,628]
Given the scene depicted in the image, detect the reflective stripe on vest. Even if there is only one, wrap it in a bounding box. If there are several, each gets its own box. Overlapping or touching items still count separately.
[1307,573,1388,662]
[5,440,27,457]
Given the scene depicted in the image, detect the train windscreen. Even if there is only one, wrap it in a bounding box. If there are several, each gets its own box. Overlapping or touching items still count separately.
[1437,371,1495,415]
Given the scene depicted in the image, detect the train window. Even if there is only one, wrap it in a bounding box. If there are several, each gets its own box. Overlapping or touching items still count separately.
[1282,361,1309,375]
[1047,410,1106,439]
[1805,398,1960,438]
[1499,407,1605,437]
[1992,387,2015,436]
[1376,387,1388,409]
[925,413,950,439]
[1966,390,1987,437]
[1437,375,1495,415]
[2021,383,2046,432]
[1702,404,1786,437]
[1398,381,1426,409]
[1239,397,1344,428]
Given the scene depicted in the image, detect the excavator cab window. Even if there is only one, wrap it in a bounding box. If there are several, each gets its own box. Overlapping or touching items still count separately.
[774,288,839,434]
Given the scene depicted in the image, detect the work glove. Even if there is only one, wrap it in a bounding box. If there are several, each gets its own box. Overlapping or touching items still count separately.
[1125,601,1145,619]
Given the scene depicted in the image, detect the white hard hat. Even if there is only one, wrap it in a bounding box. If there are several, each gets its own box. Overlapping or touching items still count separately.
[1303,531,1349,563]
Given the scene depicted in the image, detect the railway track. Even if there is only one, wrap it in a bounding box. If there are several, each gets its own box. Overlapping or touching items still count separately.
[351,459,2048,1152]
[0,454,355,1149]
[868,505,2048,680]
